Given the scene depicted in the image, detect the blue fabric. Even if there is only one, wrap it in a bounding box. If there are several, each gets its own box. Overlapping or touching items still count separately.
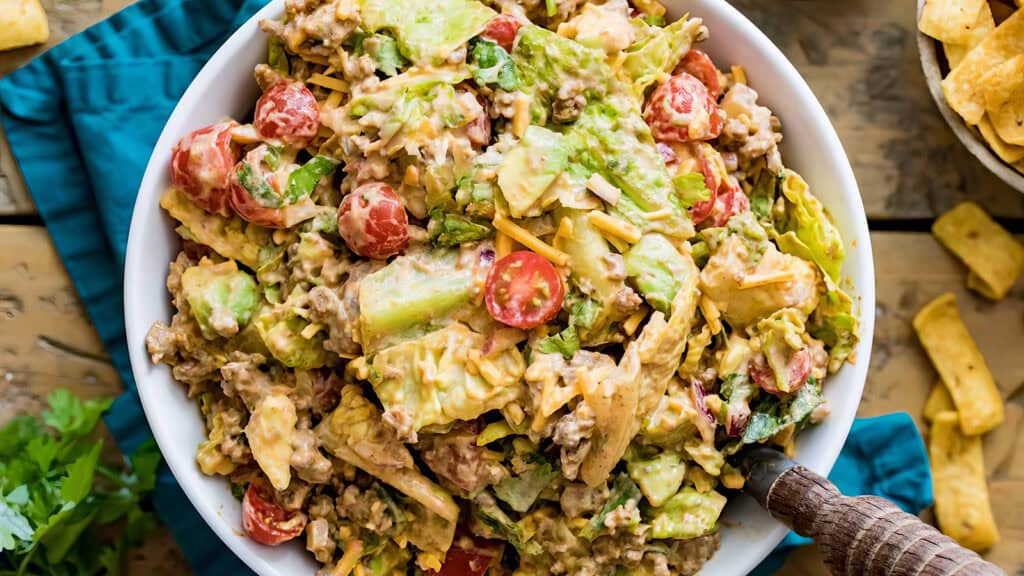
[0,0,932,572]
[751,413,934,575]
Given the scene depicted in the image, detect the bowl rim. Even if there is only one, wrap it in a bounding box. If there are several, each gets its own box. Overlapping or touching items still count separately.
[124,1,875,574]
[915,0,1024,193]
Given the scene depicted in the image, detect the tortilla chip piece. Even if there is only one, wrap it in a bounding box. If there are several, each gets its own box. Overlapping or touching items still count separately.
[978,114,1024,164]
[933,202,1024,300]
[923,381,955,422]
[980,55,1024,145]
[919,0,987,43]
[929,411,1000,551]
[942,1,995,70]
[942,9,1024,125]
[913,293,1004,435]
[0,0,49,51]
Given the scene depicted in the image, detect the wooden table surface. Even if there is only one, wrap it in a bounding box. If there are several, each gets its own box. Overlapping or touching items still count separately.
[0,1,1020,575]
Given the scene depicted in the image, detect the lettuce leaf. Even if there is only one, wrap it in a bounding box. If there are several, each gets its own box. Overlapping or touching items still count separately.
[774,169,845,282]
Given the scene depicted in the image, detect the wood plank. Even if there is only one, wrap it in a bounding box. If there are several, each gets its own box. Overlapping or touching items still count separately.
[778,232,1024,576]
[0,224,188,574]
[728,0,1024,220]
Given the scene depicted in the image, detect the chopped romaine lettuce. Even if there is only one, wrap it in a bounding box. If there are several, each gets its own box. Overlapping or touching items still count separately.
[358,0,495,66]
[362,540,411,575]
[774,169,845,282]
[473,493,543,556]
[493,459,559,512]
[648,487,727,539]
[580,473,642,541]
[749,169,783,220]
[536,297,600,358]
[161,188,268,269]
[316,385,460,524]
[742,377,824,444]
[285,156,338,204]
[625,447,685,508]
[368,323,526,431]
[428,210,494,248]
[255,298,330,369]
[511,24,612,124]
[618,16,702,97]
[181,260,259,340]
[624,233,689,315]
[354,32,408,76]
[469,38,518,91]
[498,125,571,218]
[810,288,859,373]
[358,248,477,352]
[672,172,711,209]
[719,373,756,437]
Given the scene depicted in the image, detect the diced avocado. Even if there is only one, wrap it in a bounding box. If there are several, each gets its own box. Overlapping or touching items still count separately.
[568,102,694,240]
[358,0,495,66]
[553,209,630,344]
[512,24,612,124]
[497,125,571,218]
[255,289,330,369]
[493,460,559,513]
[618,16,703,97]
[161,188,270,270]
[624,233,689,315]
[580,473,642,541]
[181,260,259,340]
[358,248,477,352]
[648,487,727,539]
[368,323,525,431]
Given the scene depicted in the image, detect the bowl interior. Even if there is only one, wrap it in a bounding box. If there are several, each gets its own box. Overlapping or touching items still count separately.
[124,1,875,574]
[915,0,1024,193]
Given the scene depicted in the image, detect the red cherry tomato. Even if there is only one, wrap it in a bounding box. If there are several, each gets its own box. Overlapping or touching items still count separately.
[170,122,239,216]
[242,479,307,546]
[481,15,521,53]
[254,80,320,148]
[643,72,723,143]
[678,50,722,100]
[430,539,502,576]
[228,145,294,228]
[337,182,410,260]
[750,348,812,396]
[707,178,750,228]
[484,251,565,329]
[689,145,725,225]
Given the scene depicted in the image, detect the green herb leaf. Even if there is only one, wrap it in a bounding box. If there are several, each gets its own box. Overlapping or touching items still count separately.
[285,156,339,204]
[61,442,101,504]
[238,162,283,208]
[0,499,33,552]
[427,211,494,248]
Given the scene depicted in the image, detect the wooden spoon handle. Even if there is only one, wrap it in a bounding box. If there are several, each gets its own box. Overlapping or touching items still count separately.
[742,447,1004,576]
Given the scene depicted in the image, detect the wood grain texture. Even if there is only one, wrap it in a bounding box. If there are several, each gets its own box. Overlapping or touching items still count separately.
[727,0,1024,219]
[761,464,1002,576]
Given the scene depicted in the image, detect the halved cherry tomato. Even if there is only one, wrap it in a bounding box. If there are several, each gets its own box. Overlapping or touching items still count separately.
[430,538,503,576]
[337,182,410,260]
[228,144,317,228]
[707,177,750,228]
[690,144,725,225]
[241,478,307,546]
[254,80,320,148]
[750,348,812,396]
[170,122,239,216]
[643,72,723,143]
[485,251,565,329]
[678,50,722,100]
[481,15,521,53]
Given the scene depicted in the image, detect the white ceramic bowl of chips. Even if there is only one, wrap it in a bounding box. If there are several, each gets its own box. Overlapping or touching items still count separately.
[123,1,875,574]
[916,0,1024,194]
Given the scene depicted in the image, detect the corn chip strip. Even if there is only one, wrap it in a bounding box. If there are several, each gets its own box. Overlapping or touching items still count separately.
[978,115,1024,163]
[923,381,955,422]
[942,9,1024,125]
[913,293,1004,435]
[919,0,987,43]
[941,0,995,69]
[929,411,1000,551]
[932,202,1024,300]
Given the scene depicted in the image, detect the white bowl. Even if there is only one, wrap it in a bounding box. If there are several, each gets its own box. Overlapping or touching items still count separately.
[124,2,875,574]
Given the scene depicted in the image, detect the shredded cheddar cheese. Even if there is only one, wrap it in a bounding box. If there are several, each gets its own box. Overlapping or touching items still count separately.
[493,214,570,266]
[731,64,748,86]
[588,211,641,244]
[632,0,667,17]
[641,207,674,221]
[739,270,796,289]
[556,216,574,240]
[700,296,723,335]
[512,94,532,138]
[324,90,344,109]
[308,73,350,93]
[623,307,649,336]
[403,165,420,187]
[495,230,516,259]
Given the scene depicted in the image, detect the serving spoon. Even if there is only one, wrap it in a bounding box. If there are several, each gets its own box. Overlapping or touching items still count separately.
[739,446,1005,576]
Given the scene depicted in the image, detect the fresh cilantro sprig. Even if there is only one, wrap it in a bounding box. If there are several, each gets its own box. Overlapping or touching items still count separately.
[0,390,161,576]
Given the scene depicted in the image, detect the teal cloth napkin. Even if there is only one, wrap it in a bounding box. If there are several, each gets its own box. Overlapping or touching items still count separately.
[0,1,933,573]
